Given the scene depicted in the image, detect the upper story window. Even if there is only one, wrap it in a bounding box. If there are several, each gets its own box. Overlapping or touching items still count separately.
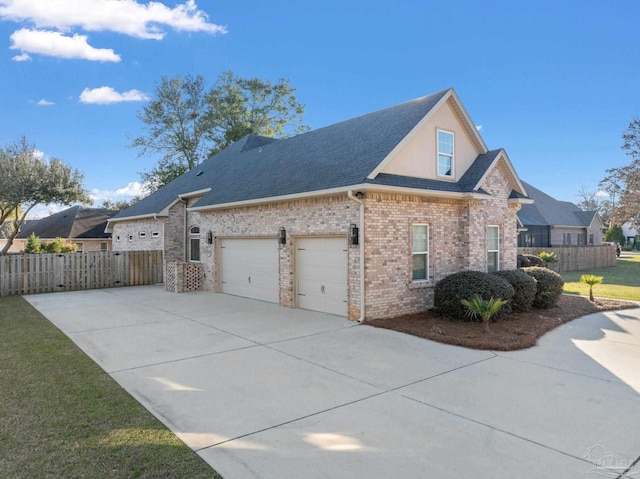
[412,224,429,281]
[437,130,454,178]
[189,226,200,262]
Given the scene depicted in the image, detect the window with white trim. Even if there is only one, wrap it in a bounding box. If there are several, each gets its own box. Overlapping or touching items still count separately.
[412,224,429,281]
[437,129,454,178]
[487,226,499,273]
[189,226,200,262]
[100,242,108,251]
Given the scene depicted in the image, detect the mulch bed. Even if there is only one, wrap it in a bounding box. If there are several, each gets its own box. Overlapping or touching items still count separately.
[364,295,638,351]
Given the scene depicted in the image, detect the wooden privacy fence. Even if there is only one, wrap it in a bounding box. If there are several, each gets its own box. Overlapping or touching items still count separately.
[518,245,616,272]
[0,250,163,297]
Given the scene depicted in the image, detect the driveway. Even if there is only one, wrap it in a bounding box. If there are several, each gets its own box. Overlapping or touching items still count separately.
[27,286,640,478]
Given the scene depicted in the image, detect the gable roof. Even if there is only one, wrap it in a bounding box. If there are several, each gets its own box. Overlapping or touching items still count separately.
[111,88,528,223]
[16,206,117,240]
[517,182,600,228]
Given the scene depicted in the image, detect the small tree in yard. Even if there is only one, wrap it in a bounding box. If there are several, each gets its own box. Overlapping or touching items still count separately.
[461,294,509,333]
[24,233,42,253]
[581,274,603,302]
[538,251,558,266]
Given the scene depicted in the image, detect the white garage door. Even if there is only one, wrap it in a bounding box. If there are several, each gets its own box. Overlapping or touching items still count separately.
[297,237,348,317]
[220,239,279,303]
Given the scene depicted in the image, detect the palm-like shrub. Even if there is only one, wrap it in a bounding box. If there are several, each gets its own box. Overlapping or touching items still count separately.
[521,267,564,308]
[493,270,537,311]
[434,271,514,320]
[581,274,603,302]
[461,294,509,332]
[538,251,558,264]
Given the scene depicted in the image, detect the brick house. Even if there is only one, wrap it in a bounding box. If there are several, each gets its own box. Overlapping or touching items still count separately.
[107,88,530,320]
[517,181,605,248]
[1,206,116,253]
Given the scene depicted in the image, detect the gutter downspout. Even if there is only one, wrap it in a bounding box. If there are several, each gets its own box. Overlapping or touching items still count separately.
[348,190,365,322]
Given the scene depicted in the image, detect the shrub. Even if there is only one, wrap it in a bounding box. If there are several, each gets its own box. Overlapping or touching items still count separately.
[581,274,603,302]
[517,255,532,268]
[521,266,564,308]
[434,271,514,321]
[522,254,545,267]
[24,233,43,253]
[461,294,509,332]
[492,269,537,311]
[43,237,77,253]
[538,251,557,264]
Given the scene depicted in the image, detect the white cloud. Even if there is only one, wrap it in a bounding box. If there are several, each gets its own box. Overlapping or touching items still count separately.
[11,51,30,61]
[79,86,149,104]
[28,203,67,220]
[0,0,226,40]
[10,28,120,62]
[37,99,55,106]
[89,181,149,203]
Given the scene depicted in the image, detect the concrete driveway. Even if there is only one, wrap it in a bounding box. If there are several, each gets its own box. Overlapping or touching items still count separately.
[26,286,640,478]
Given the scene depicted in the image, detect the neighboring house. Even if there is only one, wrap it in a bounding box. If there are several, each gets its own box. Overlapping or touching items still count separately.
[2,206,116,253]
[517,182,605,248]
[107,88,530,320]
[622,223,639,248]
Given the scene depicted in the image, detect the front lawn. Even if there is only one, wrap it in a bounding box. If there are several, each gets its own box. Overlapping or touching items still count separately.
[561,252,640,301]
[0,296,223,479]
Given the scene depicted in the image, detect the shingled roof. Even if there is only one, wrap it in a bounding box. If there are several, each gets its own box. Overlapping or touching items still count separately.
[517,182,599,227]
[112,88,525,222]
[16,206,117,239]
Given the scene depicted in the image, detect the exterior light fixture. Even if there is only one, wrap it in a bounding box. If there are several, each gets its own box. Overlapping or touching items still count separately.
[207,231,213,244]
[349,223,359,245]
[279,227,287,245]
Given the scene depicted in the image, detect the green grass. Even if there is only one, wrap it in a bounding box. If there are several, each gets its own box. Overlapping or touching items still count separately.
[562,252,640,301]
[0,296,223,479]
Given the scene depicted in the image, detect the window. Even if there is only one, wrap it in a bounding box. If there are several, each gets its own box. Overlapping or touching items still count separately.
[487,226,499,273]
[412,224,429,281]
[563,233,572,245]
[589,234,594,245]
[139,232,146,238]
[437,130,454,177]
[75,242,83,253]
[189,226,200,262]
[152,232,160,238]
[100,242,108,251]
[116,235,120,242]
[128,235,133,242]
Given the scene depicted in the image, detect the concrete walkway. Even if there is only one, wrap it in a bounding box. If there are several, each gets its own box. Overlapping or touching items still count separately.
[27,286,640,478]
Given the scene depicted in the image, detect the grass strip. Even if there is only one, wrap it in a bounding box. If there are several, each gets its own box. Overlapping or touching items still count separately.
[562,253,640,301]
[0,296,223,479]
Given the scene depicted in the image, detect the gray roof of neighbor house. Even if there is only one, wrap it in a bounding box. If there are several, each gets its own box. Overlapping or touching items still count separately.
[517,182,599,227]
[16,206,117,239]
[113,88,522,221]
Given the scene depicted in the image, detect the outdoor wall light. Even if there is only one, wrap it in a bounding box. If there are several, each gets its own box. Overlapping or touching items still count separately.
[207,231,213,244]
[279,227,287,245]
[349,223,359,245]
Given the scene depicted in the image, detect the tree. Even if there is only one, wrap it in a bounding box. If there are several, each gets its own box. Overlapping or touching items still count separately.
[601,119,640,229]
[575,185,613,223]
[100,197,140,211]
[130,71,308,190]
[605,224,625,245]
[0,137,91,254]
[581,274,603,302]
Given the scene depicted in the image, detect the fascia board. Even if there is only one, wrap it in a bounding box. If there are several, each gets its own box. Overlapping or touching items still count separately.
[187,184,492,212]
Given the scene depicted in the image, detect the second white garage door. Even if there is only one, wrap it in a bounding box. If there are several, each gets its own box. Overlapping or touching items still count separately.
[220,239,279,303]
[297,237,348,317]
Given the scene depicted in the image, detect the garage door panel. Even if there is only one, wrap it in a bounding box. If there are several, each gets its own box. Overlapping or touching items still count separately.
[297,237,348,317]
[221,239,279,303]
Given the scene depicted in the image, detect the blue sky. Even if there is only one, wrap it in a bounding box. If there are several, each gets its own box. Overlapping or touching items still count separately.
[1,0,639,217]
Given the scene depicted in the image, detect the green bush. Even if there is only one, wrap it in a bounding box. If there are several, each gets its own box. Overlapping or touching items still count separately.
[521,266,564,308]
[493,269,537,311]
[538,251,557,263]
[434,271,514,321]
[24,233,42,253]
[43,237,77,254]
